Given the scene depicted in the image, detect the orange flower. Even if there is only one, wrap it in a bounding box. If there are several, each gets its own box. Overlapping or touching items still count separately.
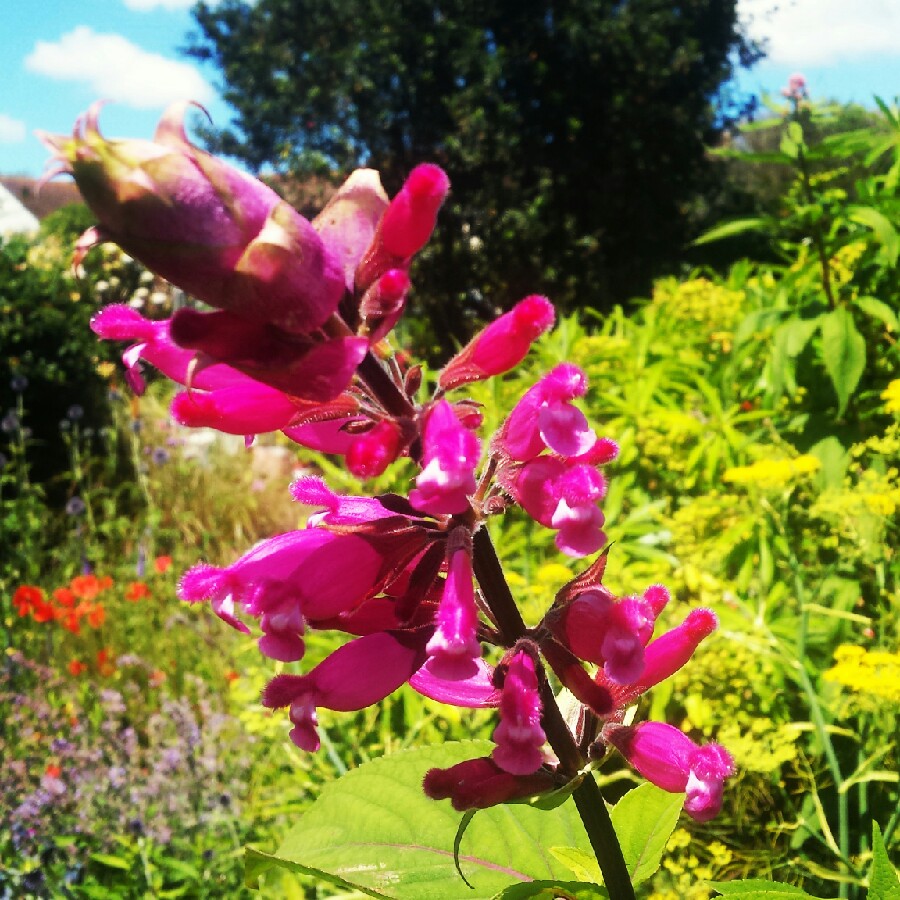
[96,647,116,677]
[60,611,81,635]
[68,659,88,676]
[53,587,76,608]
[31,598,57,624]
[13,585,44,616]
[70,574,100,601]
[225,670,240,683]
[125,581,151,602]
[154,555,173,574]
[149,669,167,687]
[86,603,106,629]
[45,764,62,779]
[98,575,114,590]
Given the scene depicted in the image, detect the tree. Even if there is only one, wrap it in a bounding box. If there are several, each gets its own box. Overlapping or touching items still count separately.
[186,0,762,343]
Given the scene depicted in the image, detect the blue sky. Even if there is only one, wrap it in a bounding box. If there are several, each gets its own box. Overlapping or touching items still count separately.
[1,0,899,178]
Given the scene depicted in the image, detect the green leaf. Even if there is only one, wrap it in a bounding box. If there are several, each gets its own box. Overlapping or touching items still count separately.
[820,306,866,415]
[490,881,609,899]
[780,316,819,358]
[808,436,849,491]
[549,846,602,883]
[256,741,593,899]
[89,853,132,871]
[848,206,900,265]
[709,878,829,898]
[854,296,900,333]
[610,783,684,886]
[867,822,900,900]
[692,218,769,246]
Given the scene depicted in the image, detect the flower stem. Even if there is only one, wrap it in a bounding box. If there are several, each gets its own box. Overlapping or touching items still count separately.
[472,527,634,899]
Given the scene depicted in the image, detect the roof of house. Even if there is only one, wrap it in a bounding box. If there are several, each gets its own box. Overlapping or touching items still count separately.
[0,181,41,235]
[0,176,83,221]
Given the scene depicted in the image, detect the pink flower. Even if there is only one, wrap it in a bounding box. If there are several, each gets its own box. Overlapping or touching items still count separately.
[424,534,482,680]
[423,757,555,811]
[438,296,556,390]
[510,457,607,557]
[179,529,383,661]
[261,630,428,750]
[604,722,735,822]
[41,102,348,335]
[409,400,480,515]
[356,164,450,290]
[781,73,808,100]
[496,364,599,462]
[346,420,404,479]
[491,650,547,776]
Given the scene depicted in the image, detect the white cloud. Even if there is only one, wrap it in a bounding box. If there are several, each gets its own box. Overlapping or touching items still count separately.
[0,114,27,144]
[740,0,900,66]
[25,27,214,109]
[123,0,204,9]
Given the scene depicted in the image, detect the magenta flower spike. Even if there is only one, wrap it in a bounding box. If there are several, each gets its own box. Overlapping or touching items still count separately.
[438,295,556,390]
[492,650,547,776]
[261,630,429,750]
[424,532,482,680]
[40,102,346,335]
[604,722,735,822]
[409,399,480,515]
[346,420,403,479]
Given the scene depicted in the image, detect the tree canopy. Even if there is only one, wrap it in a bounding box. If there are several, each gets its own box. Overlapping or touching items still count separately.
[186,0,761,339]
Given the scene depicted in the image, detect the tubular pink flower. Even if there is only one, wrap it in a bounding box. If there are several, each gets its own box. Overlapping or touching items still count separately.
[91,305,245,395]
[346,420,403,479]
[423,757,555,811]
[170,381,301,434]
[492,651,547,776]
[424,538,482,680]
[178,529,383,661]
[605,608,719,707]
[604,722,735,822]
[261,629,428,750]
[169,307,369,401]
[40,102,346,335]
[438,295,556,390]
[553,589,653,684]
[496,363,595,462]
[355,164,450,291]
[359,269,412,343]
[409,400,480,515]
[290,476,400,525]
[409,657,500,708]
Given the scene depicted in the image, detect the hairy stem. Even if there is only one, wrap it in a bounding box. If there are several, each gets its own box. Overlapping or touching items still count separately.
[472,527,635,899]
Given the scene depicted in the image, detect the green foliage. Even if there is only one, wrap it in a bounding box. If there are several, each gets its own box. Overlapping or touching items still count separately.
[187,0,761,342]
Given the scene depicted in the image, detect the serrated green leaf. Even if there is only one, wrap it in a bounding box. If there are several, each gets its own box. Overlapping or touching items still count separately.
[867,822,900,900]
[709,878,828,898]
[490,881,609,899]
[610,783,683,886]
[692,218,769,246]
[260,741,593,899]
[820,306,866,415]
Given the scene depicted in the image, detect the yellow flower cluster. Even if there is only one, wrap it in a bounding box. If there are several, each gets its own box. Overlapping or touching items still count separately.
[824,645,900,702]
[723,454,820,488]
[827,241,867,290]
[881,380,900,415]
[650,277,746,332]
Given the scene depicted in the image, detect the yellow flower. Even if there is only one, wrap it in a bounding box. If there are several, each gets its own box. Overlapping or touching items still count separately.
[723,454,820,489]
[881,380,900,415]
[824,644,900,702]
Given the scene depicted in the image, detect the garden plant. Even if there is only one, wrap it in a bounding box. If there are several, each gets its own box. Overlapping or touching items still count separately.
[1,82,898,899]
